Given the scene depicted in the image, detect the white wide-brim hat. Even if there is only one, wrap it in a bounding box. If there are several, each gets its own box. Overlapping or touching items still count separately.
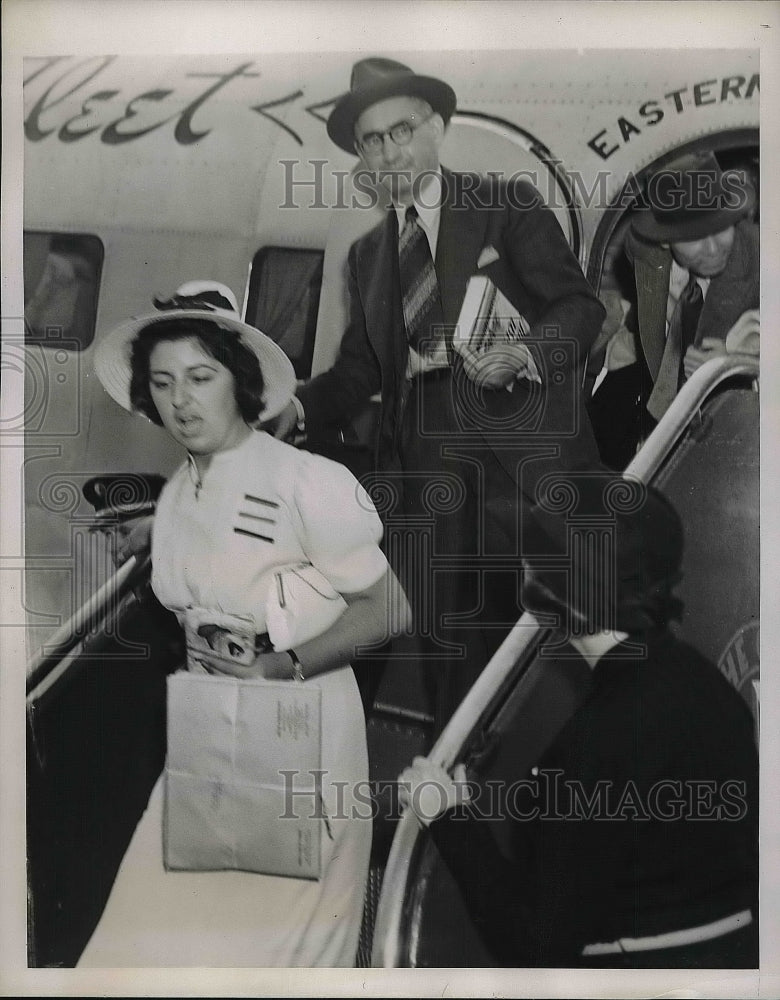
[94,281,296,421]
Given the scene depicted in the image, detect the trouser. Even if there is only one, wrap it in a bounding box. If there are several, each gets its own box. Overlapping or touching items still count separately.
[379,360,601,732]
[587,361,656,470]
[393,367,525,732]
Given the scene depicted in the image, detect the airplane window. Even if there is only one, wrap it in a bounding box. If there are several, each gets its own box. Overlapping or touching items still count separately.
[23,232,103,351]
[245,247,324,380]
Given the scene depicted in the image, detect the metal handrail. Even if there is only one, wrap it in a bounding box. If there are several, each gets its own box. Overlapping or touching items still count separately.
[371,352,759,968]
[371,611,541,968]
[25,553,151,697]
[625,352,759,483]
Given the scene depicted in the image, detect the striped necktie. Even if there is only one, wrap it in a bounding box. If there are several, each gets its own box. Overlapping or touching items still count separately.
[398,205,445,356]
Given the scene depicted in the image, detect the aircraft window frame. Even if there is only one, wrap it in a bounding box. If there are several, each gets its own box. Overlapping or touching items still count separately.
[450,111,584,260]
[23,230,104,352]
[245,245,324,381]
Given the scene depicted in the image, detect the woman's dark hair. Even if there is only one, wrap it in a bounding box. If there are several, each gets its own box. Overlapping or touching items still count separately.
[129,317,265,424]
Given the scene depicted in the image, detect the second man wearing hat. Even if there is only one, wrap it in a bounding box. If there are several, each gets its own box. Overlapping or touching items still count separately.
[590,151,759,458]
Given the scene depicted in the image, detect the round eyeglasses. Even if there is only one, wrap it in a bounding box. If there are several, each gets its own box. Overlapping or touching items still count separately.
[355,113,433,156]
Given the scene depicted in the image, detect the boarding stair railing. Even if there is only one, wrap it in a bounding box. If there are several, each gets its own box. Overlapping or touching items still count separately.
[371,351,760,968]
[25,493,158,705]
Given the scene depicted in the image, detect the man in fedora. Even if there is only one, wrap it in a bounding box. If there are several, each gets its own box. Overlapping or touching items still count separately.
[589,151,758,460]
[276,57,605,728]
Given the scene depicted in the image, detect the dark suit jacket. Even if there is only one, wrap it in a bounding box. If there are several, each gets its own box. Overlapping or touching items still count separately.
[627,219,759,382]
[299,168,605,498]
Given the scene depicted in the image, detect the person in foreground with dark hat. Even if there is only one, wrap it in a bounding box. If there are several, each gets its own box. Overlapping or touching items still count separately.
[275,57,606,729]
[400,473,758,968]
[589,151,759,466]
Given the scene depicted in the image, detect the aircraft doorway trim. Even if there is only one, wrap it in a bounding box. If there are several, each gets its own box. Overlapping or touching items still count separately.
[444,111,583,258]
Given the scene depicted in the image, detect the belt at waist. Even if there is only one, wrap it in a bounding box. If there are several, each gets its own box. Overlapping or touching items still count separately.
[581,908,753,956]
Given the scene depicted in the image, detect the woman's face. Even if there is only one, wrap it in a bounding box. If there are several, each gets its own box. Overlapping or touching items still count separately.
[148,337,246,456]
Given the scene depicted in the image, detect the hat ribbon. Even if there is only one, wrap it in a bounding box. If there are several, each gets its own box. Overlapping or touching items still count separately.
[151,292,236,314]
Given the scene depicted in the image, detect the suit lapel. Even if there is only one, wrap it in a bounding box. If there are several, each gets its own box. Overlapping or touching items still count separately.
[362,210,408,385]
[629,236,672,379]
[436,170,490,329]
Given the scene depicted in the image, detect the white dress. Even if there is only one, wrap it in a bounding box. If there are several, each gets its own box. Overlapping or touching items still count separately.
[79,432,386,967]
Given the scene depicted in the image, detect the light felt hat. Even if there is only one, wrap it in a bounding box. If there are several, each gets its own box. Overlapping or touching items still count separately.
[94,280,296,421]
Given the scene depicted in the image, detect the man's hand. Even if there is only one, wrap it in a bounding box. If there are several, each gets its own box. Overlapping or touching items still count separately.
[114,514,154,565]
[398,756,471,826]
[683,337,727,380]
[262,400,300,442]
[455,340,533,390]
[725,309,760,356]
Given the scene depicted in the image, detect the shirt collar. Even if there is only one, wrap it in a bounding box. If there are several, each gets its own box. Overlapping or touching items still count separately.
[670,258,710,296]
[393,168,443,237]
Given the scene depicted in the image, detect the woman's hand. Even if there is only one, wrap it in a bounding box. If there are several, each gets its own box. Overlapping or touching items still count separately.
[398,757,471,826]
[201,649,294,680]
[114,514,154,566]
[725,309,760,356]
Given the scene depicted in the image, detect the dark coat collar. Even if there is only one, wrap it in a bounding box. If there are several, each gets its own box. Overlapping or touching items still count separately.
[436,168,492,328]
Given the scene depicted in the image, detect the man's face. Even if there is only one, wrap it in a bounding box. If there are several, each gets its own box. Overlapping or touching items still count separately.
[670,225,736,278]
[354,96,444,204]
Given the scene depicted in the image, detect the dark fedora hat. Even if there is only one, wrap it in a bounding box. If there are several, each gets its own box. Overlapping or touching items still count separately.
[327,57,457,154]
[520,473,684,631]
[632,150,755,243]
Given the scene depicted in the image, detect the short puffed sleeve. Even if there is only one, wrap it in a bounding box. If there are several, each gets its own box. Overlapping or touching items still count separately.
[293,452,388,594]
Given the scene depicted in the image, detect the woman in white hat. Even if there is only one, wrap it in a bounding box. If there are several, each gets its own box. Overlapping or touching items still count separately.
[81,282,410,967]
